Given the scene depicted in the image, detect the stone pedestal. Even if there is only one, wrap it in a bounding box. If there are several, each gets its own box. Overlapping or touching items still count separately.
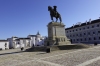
[45,22,71,46]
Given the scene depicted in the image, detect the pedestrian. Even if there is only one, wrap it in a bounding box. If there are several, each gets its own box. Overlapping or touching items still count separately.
[32,44,34,50]
[20,43,24,51]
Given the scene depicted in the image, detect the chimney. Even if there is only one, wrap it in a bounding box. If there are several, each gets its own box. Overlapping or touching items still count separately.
[78,22,81,26]
[89,19,91,23]
[85,20,87,24]
[73,24,74,27]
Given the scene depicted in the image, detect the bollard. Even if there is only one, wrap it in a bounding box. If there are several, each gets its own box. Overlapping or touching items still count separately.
[21,47,24,51]
[46,48,50,53]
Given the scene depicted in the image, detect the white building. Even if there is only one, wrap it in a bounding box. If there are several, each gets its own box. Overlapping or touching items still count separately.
[15,38,31,48]
[65,18,100,44]
[7,36,31,49]
[5,31,46,49]
[27,31,46,47]
[7,36,18,49]
[0,40,9,50]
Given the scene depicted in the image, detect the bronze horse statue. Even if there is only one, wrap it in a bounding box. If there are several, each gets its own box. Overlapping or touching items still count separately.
[48,6,62,23]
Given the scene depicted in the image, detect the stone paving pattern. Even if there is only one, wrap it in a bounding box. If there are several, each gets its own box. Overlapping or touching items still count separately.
[87,60,100,66]
[0,45,100,66]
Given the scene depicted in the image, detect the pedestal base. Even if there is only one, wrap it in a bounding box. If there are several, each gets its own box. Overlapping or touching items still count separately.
[45,22,71,46]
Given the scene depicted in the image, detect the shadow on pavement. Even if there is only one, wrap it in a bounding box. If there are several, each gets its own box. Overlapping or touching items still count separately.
[0,51,24,56]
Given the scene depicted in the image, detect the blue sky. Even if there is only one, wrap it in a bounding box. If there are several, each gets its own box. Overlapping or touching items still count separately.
[0,0,100,39]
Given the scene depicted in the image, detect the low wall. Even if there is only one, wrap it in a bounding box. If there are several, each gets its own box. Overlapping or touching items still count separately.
[25,44,92,52]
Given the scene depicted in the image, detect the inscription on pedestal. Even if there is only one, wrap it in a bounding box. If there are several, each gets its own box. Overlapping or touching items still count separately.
[56,27,65,36]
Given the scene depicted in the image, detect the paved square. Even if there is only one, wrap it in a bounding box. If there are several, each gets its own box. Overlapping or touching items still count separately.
[0,45,100,66]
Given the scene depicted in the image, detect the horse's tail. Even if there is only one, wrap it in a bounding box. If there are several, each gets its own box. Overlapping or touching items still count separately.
[58,14,62,22]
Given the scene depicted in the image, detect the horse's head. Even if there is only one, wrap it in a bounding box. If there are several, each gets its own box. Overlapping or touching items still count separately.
[48,6,52,11]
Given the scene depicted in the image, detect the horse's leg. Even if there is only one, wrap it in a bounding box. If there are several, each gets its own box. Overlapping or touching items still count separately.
[50,15,54,22]
[56,17,58,22]
[59,16,62,23]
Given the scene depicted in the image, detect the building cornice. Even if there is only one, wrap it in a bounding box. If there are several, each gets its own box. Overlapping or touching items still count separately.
[65,19,100,30]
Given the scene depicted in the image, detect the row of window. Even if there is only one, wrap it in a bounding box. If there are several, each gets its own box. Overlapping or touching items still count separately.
[71,37,100,42]
[66,24,100,33]
[67,31,100,37]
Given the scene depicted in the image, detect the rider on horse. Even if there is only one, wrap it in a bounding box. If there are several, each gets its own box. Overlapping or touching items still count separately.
[53,6,57,16]
[48,6,62,22]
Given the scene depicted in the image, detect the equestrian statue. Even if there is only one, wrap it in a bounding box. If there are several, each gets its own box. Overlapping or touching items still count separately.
[48,6,62,23]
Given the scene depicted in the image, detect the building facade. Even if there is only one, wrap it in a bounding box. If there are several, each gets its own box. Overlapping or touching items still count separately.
[2,31,46,50]
[0,40,9,50]
[14,38,31,48]
[65,18,100,44]
[27,31,46,47]
[7,36,31,49]
[7,36,18,49]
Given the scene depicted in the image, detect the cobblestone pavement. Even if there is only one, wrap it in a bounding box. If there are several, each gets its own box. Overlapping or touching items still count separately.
[87,60,100,66]
[0,46,100,66]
